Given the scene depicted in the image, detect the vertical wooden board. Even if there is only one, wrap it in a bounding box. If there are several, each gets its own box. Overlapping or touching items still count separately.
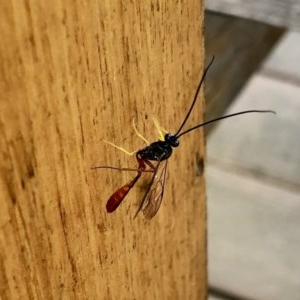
[0,1,206,299]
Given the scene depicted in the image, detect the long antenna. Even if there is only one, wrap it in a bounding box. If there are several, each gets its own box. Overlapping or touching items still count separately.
[176,110,276,139]
[174,56,215,137]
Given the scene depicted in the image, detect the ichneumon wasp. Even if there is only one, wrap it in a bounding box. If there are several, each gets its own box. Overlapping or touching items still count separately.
[92,57,275,219]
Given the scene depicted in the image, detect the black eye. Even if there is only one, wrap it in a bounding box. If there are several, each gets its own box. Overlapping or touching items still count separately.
[165,134,179,147]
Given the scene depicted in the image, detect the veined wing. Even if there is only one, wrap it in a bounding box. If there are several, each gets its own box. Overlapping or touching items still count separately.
[135,160,168,219]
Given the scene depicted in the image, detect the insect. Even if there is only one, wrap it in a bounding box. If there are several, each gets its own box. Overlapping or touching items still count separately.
[92,57,275,219]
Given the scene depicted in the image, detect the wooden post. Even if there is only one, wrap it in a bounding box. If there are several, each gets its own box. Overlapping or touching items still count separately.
[0,1,206,299]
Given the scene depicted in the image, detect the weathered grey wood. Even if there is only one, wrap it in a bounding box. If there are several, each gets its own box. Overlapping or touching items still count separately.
[207,165,300,300]
[206,0,300,30]
[263,31,300,81]
[206,25,300,300]
[207,74,300,188]
[205,12,284,134]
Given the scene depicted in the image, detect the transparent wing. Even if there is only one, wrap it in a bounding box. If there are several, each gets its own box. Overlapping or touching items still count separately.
[140,160,168,219]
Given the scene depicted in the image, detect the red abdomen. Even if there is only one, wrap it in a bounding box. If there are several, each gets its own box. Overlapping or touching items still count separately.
[106,184,131,213]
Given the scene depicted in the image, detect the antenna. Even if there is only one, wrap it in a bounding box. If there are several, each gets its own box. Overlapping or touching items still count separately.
[175,110,276,139]
[174,56,215,136]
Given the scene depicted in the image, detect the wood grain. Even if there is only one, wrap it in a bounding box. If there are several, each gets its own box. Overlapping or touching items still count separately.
[0,1,207,299]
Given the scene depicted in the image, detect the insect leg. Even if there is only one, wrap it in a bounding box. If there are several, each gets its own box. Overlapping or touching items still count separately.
[152,118,168,141]
[91,165,153,172]
[132,118,149,145]
[103,139,137,156]
[102,119,149,155]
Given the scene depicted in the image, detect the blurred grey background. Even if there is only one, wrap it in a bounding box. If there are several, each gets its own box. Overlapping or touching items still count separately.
[205,2,300,299]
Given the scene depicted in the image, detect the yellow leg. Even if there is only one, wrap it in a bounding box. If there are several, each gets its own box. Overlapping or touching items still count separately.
[104,118,168,155]
[103,119,149,155]
[103,140,137,156]
[152,118,168,141]
[132,118,149,144]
